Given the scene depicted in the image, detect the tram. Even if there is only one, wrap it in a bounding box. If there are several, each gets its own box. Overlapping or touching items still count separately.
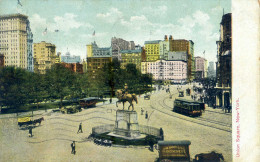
[79,97,104,108]
[173,99,204,117]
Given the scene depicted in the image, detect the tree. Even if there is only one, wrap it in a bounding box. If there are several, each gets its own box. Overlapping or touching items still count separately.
[0,67,30,112]
[45,64,74,108]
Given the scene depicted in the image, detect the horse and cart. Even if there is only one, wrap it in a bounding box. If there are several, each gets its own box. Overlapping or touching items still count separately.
[18,116,44,128]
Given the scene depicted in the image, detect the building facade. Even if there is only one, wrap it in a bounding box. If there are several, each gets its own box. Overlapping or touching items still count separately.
[215,13,232,109]
[168,51,188,61]
[170,39,195,81]
[87,56,112,76]
[0,14,33,70]
[142,60,187,83]
[120,49,142,70]
[61,51,81,63]
[159,35,172,60]
[55,52,61,63]
[60,62,83,73]
[195,56,208,79]
[144,40,160,62]
[87,41,111,58]
[111,37,135,60]
[0,53,4,67]
[33,41,56,74]
[208,61,216,78]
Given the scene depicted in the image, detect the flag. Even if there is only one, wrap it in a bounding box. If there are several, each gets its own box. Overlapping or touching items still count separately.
[17,0,22,6]
[42,28,47,35]
[92,30,95,36]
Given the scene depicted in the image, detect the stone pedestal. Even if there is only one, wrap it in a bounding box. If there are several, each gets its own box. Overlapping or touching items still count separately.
[114,110,140,138]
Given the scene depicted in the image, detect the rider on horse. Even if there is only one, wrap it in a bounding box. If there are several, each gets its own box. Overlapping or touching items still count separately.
[122,83,128,98]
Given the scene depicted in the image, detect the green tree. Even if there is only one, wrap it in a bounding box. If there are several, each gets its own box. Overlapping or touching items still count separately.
[0,67,30,112]
[45,64,74,108]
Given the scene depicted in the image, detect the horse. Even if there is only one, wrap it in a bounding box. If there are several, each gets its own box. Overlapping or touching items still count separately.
[194,151,224,162]
[115,90,138,111]
[33,117,44,125]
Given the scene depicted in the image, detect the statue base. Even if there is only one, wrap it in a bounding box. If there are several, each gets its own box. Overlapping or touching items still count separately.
[114,110,141,139]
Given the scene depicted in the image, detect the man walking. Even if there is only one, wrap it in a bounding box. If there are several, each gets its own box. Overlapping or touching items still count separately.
[145,111,148,119]
[71,141,76,155]
[77,123,83,133]
[141,108,144,115]
[29,127,33,137]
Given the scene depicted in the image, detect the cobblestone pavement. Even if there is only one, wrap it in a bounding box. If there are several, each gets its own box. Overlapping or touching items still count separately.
[0,84,232,162]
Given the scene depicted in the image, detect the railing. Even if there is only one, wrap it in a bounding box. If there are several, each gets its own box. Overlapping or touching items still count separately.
[139,125,160,137]
[92,124,161,137]
[92,124,114,135]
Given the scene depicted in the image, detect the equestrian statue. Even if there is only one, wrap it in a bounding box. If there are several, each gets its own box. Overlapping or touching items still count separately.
[115,83,138,111]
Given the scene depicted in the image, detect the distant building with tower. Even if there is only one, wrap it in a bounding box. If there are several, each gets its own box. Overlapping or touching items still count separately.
[61,51,81,63]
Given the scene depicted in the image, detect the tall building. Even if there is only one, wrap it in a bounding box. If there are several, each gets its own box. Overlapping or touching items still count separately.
[61,51,81,63]
[195,56,208,79]
[111,37,135,60]
[170,39,195,82]
[215,13,232,109]
[33,41,56,74]
[208,61,216,78]
[0,14,33,71]
[159,35,173,60]
[144,40,160,62]
[120,49,142,70]
[87,41,111,58]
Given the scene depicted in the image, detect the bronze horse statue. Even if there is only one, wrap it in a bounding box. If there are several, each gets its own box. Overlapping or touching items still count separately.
[115,90,138,111]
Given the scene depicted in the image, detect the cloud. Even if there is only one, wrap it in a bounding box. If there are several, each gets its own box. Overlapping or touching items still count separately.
[29,14,47,32]
[30,13,93,35]
[143,5,168,16]
[96,8,123,24]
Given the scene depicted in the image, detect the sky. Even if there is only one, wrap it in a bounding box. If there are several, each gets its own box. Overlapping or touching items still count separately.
[0,0,231,62]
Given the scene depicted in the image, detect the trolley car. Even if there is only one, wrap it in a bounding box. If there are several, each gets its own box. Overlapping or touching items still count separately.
[173,99,204,117]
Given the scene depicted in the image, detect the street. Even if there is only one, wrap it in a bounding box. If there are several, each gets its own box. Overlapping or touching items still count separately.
[0,84,232,162]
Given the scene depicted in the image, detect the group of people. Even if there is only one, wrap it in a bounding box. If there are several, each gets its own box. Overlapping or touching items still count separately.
[94,138,112,147]
[141,108,148,119]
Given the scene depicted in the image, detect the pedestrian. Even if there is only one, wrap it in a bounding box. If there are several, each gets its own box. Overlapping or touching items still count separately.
[71,141,76,155]
[109,98,112,104]
[160,128,164,141]
[77,123,83,133]
[149,139,154,152]
[28,127,33,137]
[141,108,144,115]
[145,111,148,119]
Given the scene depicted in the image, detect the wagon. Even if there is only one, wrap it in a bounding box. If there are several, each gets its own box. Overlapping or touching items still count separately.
[144,95,151,100]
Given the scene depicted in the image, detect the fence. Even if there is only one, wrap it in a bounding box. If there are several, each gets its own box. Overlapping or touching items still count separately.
[92,124,161,137]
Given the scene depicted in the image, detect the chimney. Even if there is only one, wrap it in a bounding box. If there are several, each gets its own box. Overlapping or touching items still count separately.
[164,35,168,41]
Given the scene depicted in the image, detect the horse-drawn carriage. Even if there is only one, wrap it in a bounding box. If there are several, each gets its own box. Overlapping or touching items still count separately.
[144,94,151,100]
[18,116,44,127]
[79,97,104,108]
[179,90,184,97]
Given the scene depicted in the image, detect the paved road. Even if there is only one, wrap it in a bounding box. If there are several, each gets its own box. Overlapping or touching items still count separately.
[0,84,232,162]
